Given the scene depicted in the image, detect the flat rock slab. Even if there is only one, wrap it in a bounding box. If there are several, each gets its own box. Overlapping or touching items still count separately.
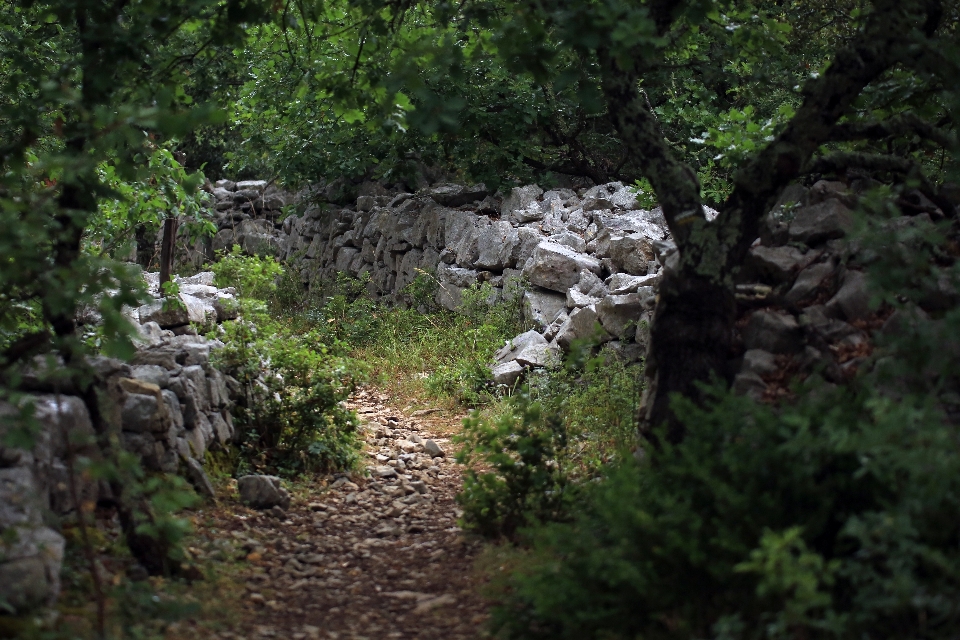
[522,241,602,293]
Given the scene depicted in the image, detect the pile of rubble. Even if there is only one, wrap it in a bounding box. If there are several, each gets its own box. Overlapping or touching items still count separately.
[1,271,250,612]
[194,178,685,384]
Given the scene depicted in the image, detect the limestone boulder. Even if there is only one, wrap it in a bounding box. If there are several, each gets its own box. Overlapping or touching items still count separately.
[491,361,524,387]
[608,233,656,275]
[597,293,647,339]
[522,242,602,293]
[501,185,543,222]
[788,200,854,245]
[742,310,803,354]
[556,304,613,349]
[237,475,291,510]
[522,289,568,329]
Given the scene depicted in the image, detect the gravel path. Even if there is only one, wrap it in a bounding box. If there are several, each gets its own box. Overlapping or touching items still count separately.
[215,387,489,640]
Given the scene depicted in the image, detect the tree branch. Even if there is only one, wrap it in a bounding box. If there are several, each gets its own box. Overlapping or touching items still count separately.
[828,113,957,149]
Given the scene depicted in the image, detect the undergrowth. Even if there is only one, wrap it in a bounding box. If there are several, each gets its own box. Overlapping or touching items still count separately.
[209,247,361,477]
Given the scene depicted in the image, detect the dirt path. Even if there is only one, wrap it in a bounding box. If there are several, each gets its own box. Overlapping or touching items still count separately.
[211,387,490,640]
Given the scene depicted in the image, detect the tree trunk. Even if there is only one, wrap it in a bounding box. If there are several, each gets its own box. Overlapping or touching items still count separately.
[595,0,937,437]
[159,218,179,291]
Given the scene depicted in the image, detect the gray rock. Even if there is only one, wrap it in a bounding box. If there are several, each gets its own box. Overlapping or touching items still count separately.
[421,183,489,207]
[742,311,803,354]
[597,293,646,338]
[236,180,268,191]
[556,304,613,349]
[788,200,854,245]
[608,233,655,275]
[514,202,546,223]
[515,227,544,266]
[522,289,568,329]
[475,221,521,270]
[548,231,586,253]
[741,349,778,376]
[138,298,189,328]
[732,371,767,400]
[374,465,398,478]
[184,457,216,501]
[515,342,561,368]
[576,269,608,298]
[608,186,643,210]
[0,523,65,612]
[523,242,602,293]
[161,389,184,433]
[784,261,837,306]
[501,185,543,221]
[491,361,524,386]
[606,272,660,295]
[179,293,217,327]
[121,392,168,433]
[634,311,653,351]
[826,269,872,321]
[582,196,614,211]
[747,245,809,282]
[423,439,445,458]
[801,305,862,343]
[495,330,548,363]
[543,311,569,342]
[567,288,601,308]
[237,475,291,510]
[131,364,170,389]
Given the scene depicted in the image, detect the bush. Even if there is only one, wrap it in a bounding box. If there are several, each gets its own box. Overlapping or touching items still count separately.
[487,378,960,640]
[456,392,571,539]
[210,252,362,476]
[455,345,644,539]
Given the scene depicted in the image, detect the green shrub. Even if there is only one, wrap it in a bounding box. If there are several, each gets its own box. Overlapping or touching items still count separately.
[456,345,644,540]
[210,254,362,476]
[210,245,283,301]
[487,378,960,639]
[456,392,571,540]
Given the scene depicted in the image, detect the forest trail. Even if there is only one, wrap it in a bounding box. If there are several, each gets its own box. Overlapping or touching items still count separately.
[211,387,490,640]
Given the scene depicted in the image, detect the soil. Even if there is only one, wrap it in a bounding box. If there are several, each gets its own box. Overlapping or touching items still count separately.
[191,386,491,640]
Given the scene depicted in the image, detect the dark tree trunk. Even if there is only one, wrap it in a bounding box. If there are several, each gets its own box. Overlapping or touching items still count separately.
[594,0,940,437]
[158,218,179,291]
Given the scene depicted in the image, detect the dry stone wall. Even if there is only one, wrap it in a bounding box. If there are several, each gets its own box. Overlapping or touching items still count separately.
[1,273,248,612]
[198,175,955,400]
[201,178,686,385]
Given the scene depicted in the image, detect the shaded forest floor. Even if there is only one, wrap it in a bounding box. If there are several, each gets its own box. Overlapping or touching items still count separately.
[189,387,488,640]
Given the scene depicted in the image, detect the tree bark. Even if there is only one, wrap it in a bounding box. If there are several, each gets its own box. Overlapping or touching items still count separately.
[159,217,179,291]
[595,0,941,438]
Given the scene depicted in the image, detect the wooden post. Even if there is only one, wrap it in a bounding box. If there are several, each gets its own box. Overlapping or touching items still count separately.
[158,217,179,294]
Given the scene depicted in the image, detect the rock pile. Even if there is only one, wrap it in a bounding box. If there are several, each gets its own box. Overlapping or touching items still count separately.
[1,272,247,613]
[725,180,945,401]
[198,178,684,383]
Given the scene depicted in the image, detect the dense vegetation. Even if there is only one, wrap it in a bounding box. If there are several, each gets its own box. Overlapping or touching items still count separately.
[3,0,960,638]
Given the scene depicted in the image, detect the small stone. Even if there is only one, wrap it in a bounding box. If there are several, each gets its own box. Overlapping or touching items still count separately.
[409,481,429,494]
[375,465,398,478]
[423,440,445,458]
[237,475,291,510]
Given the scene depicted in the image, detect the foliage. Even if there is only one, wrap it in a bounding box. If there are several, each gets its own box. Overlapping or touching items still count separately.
[88,147,214,264]
[487,374,960,639]
[211,245,284,302]
[456,345,642,539]
[484,199,960,637]
[456,392,570,540]
[211,252,361,476]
